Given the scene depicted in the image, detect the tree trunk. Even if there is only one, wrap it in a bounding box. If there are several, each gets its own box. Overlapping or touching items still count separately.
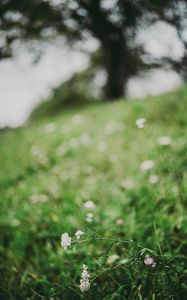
[103,38,126,100]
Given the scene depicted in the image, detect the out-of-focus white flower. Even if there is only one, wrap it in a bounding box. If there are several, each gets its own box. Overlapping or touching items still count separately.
[84,200,95,209]
[61,233,71,250]
[80,133,91,146]
[62,124,71,134]
[86,213,94,223]
[75,230,84,240]
[109,154,118,162]
[104,121,123,134]
[72,114,83,125]
[44,123,56,133]
[149,175,159,184]
[31,145,40,156]
[144,255,156,267]
[30,194,49,203]
[120,179,135,190]
[97,142,108,152]
[158,136,171,146]
[135,118,146,129]
[107,255,119,265]
[69,138,79,148]
[57,144,67,156]
[140,160,155,171]
[80,264,90,292]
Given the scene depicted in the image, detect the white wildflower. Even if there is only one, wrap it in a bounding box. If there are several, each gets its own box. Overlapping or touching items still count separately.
[86,213,94,223]
[80,133,91,146]
[140,160,155,171]
[61,233,71,250]
[149,175,159,184]
[72,114,83,125]
[135,118,146,129]
[80,264,90,292]
[120,179,135,190]
[104,121,123,134]
[158,136,171,146]
[75,230,84,240]
[84,200,95,209]
[62,124,71,134]
[44,123,56,133]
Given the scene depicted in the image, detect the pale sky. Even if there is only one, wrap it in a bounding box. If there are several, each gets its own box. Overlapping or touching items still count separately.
[0,22,184,128]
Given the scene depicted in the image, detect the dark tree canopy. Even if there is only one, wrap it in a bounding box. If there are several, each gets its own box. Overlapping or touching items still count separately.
[0,0,187,99]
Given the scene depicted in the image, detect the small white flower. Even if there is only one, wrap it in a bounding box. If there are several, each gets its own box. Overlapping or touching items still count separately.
[72,114,83,125]
[104,121,123,134]
[158,136,171,146]
[80,133,91,146]
[136,118,146,129]
[75,230,84,240]
[120,179,135,190]
[84,200,95,209]
[80,264,90,292]
[61,233,71,250]
[44,123,56,133]
[140,160,155,171]
[86,213,94,223]
[149,175,159,184]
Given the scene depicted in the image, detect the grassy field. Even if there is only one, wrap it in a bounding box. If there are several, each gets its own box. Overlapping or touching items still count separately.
[0,87,187,299]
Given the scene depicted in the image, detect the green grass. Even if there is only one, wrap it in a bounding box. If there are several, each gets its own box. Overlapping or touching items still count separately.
[0,87,187,299]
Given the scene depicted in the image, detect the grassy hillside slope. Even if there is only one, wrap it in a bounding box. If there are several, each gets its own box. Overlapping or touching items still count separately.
[0,87,187,299]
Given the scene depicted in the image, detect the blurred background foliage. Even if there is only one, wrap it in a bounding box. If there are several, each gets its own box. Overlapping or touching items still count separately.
[0,0,187,106]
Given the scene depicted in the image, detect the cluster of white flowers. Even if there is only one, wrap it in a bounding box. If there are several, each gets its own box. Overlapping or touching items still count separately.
[135,118,146,129]
[61,231,84,250]
[80,264,90,292]
[83,200,95,222]
[61,233,71,250]
[86,212,94,223]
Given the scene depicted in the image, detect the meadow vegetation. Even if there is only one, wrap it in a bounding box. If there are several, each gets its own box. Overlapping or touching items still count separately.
[0,86,187,299]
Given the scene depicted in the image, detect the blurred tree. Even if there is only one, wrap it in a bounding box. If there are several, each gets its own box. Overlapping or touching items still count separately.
[0,0,187,99]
